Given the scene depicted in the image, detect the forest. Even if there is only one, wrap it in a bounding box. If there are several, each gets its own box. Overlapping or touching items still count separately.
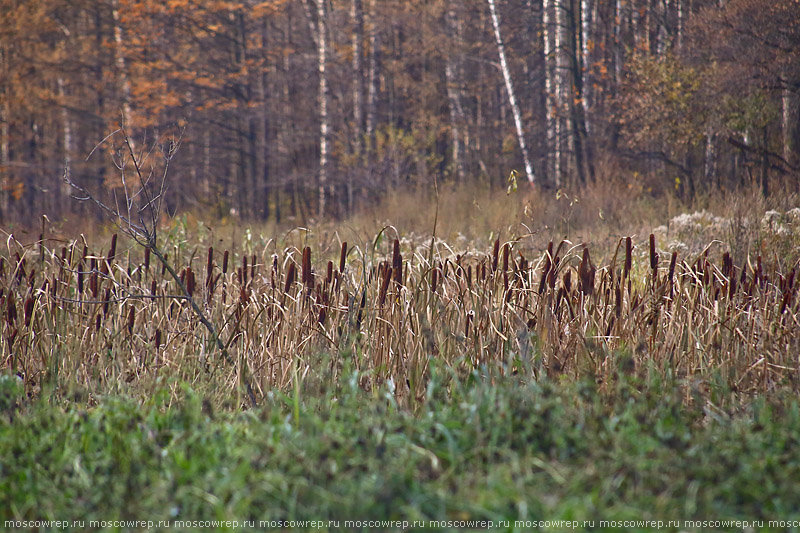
[1,0,798,224]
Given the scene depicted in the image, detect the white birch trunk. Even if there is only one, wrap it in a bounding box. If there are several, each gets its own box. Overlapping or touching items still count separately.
[111,0,132,129]
[316,0,329,218]
[581,0,591,136]
[487,0,537,184]
[351,0,364,209]
[543,0,555,185]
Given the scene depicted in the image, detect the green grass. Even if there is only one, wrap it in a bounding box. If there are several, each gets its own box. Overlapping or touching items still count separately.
[3,362,800,532]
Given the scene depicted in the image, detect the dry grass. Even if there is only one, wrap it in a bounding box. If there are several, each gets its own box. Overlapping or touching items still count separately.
[2,195,800,409]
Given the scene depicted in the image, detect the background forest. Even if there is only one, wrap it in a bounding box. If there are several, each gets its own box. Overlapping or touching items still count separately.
[1,0,799,224]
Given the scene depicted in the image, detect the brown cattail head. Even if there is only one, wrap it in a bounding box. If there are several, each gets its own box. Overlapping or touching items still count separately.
[186,267,196,297]
[339,242,348,273]
[393,255,403,288]
[431,265,439,293]
[242,256,248,285]
[668,251,678,284]
[538,252,552,295]
[154,329,162,349]
[302,247,313,290]
[502,243,509,273]
[102,288,111,317]
[144,246,151,270]
[23,296,34,328]
[206,247,214,288]
[649,234,658,272]
[108,233,117,264]
[578,248,595,296]
[90,258,99,298]
[5,292,17,326]
[392,239,401,269]
[285,262,297,293]
[379,266,392,306]
[151,280,157,296]
[251,254,256,281]
[491,239,500,272]
[624,237,632,279]
[326,261,333,284]
[127,306,135,334]
[222,250,229,274]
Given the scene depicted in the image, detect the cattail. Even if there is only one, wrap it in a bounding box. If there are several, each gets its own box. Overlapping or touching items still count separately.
[222,250,229,274]
[161,253,167,276]
[251,254,256,281]
[339,242,347,273]
[95,314,101,331]
[90,258,98,298]
[563,270,572,294]
[465,310,473,338]
[5,292,17,326]
[186,267,196,297]
[393,256,403,288]
[108,233,117,264]
[302,247,313,290]
[285,262,297,293]
[326,261,333,284]
[491,239,500,272]
[127,306,135,334]
[649,234,658,272]
[392,239,401,270]
[144,246,151,270]
[0,257,5,279]
[151,280,157,296]
[23,296,34,328]
[538,253,551,295]
[668,251,678,284]
[379,266,392,306]
[103,288,111,317]
[236,267,243,286]
[242,256,248,285]
[206,247,214,289]
[78,266,84,294]
[624,237,632,279]
[431,266,439,293]
[467,265,472,288]
[502,243,509,272]
[154,329,162,349]
[180,267,187,286]
[615,282,622,317]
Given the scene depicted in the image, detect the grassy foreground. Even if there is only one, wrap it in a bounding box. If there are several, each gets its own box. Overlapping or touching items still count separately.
[3,366,800,531]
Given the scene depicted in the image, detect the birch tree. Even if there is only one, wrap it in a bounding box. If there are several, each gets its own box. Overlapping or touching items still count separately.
[487,0,537,184]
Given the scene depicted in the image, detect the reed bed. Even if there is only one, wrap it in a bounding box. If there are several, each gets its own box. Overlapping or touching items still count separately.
[1,225,799,407]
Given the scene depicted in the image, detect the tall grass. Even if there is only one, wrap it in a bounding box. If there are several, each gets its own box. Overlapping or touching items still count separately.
[2,201,799,409]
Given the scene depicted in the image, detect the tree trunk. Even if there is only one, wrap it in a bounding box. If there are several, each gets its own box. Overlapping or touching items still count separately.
[487,0,537,184]
[543,0,556,185]
[366,0,379,159]
[445,0,466,183]
[316,0,329,218]
[111,0,132,129]
[782,68,800,170]
[351,0,365,210]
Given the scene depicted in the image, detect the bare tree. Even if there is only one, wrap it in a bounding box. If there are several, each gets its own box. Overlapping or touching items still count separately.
[64,126,256,405]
